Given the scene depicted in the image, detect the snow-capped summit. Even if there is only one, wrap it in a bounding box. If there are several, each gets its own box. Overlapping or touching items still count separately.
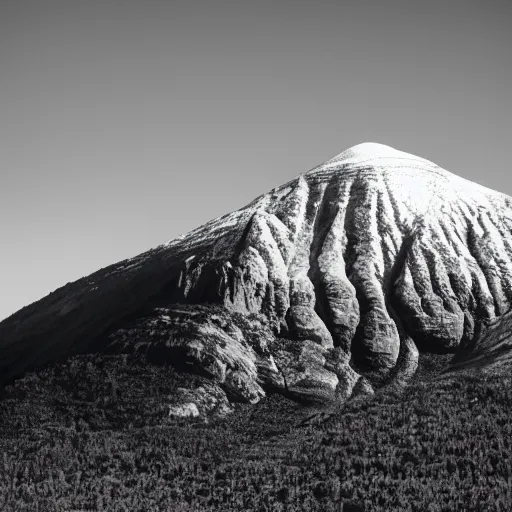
[324,141,432,168]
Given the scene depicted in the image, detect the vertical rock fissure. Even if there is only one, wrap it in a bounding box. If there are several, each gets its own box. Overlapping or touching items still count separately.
[344,171,401,370]
[342,177,362,278]
[385,228,420,388]
[307,175,344,338]
[465,219,501,319]
[286,179,334,346]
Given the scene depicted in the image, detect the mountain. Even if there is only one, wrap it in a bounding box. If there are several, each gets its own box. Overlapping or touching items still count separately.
[2,142,512,416]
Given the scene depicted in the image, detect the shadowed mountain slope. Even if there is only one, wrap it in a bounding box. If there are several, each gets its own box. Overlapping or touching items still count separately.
[2,142,512,412]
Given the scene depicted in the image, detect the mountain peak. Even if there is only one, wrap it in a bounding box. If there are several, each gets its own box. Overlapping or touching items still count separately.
[1,142,512,415]
[325,142,431,168]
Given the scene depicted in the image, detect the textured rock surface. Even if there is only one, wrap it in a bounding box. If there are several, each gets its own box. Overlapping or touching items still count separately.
[1,142,512,414]
[104,305,274,404]
[448,308,512,374]
[168,383,234,419]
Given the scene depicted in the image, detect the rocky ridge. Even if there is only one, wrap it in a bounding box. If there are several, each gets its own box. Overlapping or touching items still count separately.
[1,142,512,413]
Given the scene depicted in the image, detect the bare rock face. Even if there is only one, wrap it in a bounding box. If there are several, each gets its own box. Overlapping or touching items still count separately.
[273,340,339,403]
[104,305,276,404]
[1,142,512,415]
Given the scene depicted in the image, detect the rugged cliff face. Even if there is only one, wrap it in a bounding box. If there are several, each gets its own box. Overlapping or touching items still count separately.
[2,142,512,413]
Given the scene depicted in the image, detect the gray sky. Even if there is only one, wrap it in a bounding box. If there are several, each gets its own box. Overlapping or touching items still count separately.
[1,0,511,321]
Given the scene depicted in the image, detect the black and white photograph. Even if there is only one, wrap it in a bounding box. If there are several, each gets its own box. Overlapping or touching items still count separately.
[1,1,511,510]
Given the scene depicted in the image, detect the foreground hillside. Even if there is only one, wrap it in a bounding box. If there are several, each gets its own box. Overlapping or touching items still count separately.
[1,352,511,512]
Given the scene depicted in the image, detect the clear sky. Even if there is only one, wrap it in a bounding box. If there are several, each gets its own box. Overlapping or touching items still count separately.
[1,0,511,321]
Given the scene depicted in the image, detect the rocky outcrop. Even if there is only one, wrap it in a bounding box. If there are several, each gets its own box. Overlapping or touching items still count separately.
[1,142,512,415]
[168,383,233,419]
[103,304,357,406]
[105,306,275,403]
